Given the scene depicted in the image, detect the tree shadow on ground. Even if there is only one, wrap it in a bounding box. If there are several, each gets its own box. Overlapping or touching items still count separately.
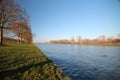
[0,60,51,79]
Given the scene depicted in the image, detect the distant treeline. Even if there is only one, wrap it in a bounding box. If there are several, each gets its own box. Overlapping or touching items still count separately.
[49,34,120,45]
[49,39,70,44]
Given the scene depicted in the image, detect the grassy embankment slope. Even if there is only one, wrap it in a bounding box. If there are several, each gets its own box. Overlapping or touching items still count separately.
[0,44,71,80]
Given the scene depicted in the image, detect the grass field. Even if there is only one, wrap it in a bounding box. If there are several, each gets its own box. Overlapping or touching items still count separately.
[0,44,71,80]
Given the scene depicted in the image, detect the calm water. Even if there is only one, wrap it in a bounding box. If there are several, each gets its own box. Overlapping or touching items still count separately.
[36,43,120,80]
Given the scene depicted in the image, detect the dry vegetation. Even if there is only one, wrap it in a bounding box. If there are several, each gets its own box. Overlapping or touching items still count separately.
[0,0,32,45]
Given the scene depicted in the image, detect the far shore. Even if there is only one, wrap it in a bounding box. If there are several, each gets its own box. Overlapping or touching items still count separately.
[40,42,120,46]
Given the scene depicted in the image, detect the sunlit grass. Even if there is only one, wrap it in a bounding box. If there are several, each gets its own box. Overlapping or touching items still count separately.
[0,44,71,80]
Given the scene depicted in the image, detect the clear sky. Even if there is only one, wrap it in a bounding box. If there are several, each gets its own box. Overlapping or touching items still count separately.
[15,0,120,43]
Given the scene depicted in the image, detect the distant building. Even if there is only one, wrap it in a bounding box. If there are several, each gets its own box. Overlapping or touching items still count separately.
[3,37,18,44]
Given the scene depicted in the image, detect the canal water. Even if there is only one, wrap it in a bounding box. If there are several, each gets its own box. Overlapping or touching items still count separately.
[36,43,120,80]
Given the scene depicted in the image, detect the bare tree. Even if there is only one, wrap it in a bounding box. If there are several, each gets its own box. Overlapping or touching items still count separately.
[77,36,81,44]
[22,25,32,43]
[117,33,120,39]
[23,32,32,43]
[70,36,75,44]
[8,22,32,44]
[107,36,113,43]
[0,0,24,45]
[98,35,106,42]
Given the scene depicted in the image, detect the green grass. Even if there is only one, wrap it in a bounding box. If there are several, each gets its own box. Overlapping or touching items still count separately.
[0,44,71,80]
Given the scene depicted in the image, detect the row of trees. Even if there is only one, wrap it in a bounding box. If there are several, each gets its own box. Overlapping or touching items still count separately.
[49,33,120,45]
[0,0,32,45]
[70,34,120,44]
[49,39,70,44]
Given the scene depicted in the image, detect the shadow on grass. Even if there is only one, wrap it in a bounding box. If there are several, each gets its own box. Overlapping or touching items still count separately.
[0,60,51,79]
[0,44,11,46]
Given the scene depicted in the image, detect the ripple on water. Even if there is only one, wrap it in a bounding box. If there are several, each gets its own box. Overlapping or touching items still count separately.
[36,44,120,80]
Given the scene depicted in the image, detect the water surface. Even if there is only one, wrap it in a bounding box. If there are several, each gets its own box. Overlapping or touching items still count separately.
[36,44,120,80]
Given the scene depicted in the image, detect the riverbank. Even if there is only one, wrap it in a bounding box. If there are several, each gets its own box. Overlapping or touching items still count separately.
[0,44,71,80]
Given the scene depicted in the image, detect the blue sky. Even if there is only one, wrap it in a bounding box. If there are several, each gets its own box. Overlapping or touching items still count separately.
[15,0,120,42]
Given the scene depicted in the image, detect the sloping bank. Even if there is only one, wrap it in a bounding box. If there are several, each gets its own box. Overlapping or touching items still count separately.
[0,44,71,80]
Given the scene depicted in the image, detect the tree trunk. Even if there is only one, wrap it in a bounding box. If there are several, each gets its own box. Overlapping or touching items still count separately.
[18,36,20,44]
[0,27,3,45]
[21,35,22,44]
